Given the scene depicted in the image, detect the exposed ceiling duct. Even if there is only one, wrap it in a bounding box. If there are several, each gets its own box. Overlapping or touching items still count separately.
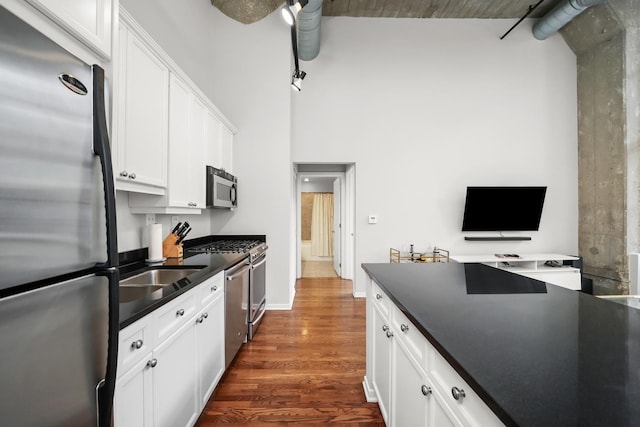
[297,0,323,61]
[532,0,605,40]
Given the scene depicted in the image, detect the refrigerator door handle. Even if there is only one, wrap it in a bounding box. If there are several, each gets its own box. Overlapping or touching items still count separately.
[96,268,119,427]
[92,65,118,269]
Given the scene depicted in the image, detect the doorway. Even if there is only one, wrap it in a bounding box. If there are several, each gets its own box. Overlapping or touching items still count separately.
[295,164,356,291]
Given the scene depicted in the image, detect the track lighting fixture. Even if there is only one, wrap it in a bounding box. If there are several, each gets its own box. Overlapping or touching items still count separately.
[281,0,308,25]
[291,69,306,91]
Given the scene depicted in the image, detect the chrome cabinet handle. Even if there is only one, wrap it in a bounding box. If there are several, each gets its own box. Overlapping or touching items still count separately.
[147,359,157,368]
[203,312,209,319]
[119,171,128,177]
[176,308,185,317]
[421,385,432,396]
[451,386,466,401]
[382,325,389,332]
[375,293,382,300]
[211,285,217,292]
[401,324,409,332]
[188,202,197,207]
[131,339,143,350]
[386,330,394,338]
[129,173,136,180]
[196,315,204,324]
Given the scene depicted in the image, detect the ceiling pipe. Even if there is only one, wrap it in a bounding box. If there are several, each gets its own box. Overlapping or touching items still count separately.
[532,0,605,40]
[297,0,323,61]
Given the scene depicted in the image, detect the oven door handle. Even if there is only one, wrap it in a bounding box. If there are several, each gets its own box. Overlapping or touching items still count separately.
[252,255,267,269]
[226,264,251,280]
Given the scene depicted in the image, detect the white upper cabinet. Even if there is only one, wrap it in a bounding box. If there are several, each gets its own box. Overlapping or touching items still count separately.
[25,0,113,58]
[114,20,169,195]
[167,74,191,208]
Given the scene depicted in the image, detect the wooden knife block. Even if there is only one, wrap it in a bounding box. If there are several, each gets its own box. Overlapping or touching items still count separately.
[162,234,183,259]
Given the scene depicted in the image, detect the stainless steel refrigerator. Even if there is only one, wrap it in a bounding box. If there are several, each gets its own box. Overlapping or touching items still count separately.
[0,6,119,427]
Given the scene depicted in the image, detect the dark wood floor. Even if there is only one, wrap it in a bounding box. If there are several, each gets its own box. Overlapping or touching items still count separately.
[195,277,384,426]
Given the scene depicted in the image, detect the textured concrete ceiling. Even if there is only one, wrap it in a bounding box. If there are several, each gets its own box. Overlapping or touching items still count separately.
[211,0,563,24]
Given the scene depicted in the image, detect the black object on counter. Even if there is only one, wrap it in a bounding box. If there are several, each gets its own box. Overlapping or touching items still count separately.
[361,262,640,427]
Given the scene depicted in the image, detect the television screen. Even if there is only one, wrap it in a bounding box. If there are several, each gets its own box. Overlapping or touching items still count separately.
[461,186,547,232]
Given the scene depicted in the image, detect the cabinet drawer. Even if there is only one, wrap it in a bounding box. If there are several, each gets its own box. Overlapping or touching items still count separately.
[199,272,224,307]
[118,314,153,377]
[154,291,197,344]
[391,304,427,365]
[371,281,389,317]
[429,350,504,427]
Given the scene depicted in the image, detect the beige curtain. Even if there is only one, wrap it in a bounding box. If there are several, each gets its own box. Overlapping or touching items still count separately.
[311,193,334,257]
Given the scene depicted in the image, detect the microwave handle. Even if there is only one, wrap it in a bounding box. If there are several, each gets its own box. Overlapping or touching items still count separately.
[230,183,237,206]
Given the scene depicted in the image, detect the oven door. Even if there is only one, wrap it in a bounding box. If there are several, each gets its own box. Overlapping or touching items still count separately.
[248,252,266,340]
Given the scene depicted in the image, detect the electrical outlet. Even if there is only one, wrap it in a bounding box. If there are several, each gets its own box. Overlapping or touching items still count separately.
[171,216,179,225]
[145,213,156,226]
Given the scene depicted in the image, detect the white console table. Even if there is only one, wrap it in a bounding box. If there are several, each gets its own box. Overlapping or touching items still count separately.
[450,253,582,291]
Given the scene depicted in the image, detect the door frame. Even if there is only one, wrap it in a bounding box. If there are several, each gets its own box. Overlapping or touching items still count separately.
[295,167,356,292]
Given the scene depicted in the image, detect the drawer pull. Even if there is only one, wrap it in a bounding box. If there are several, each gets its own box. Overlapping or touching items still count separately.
[451,386,466,401]
[375,293,382,300]
[400,324,409,332]
[382,325,389,332]
[119,171,128,177]
[196,315,204,324]
[203,312,209,319]
[146,359,157,368]
[211,285,217,292]
[421,385,432,396]
[176,308,185,317]
[131,339,143,350]
[386,330,394,338]
[129,173,136,180]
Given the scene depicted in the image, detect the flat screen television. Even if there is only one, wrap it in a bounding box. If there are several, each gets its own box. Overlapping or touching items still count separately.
[461,186,547,231]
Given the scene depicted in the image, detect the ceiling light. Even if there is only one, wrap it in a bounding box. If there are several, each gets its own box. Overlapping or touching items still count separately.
[303,178,310,182]
[291,69,306,91]
[281,0,308,26]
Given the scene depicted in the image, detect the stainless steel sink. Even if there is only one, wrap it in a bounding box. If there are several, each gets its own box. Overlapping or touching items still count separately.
[119,268,202,287]
[119,285,165,303]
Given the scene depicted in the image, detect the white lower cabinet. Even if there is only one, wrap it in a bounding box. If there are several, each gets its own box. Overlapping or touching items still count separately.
[367,278,503,427]
[115,272,226,427]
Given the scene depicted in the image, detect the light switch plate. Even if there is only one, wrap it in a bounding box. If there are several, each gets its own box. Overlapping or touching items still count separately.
[145,213,156,226]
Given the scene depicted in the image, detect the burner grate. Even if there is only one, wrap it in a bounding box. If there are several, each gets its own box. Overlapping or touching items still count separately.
[189,239,261,254]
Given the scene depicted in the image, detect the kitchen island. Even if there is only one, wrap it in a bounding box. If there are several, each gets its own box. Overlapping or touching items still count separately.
[362,262,640,426]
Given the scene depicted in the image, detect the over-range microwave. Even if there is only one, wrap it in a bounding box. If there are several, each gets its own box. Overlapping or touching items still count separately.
[206,166,237,209]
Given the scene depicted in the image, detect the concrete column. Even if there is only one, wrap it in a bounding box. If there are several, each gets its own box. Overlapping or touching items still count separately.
[560,1,639,294]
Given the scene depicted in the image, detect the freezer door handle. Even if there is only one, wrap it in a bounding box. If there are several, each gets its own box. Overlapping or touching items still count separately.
[92,65,118,269]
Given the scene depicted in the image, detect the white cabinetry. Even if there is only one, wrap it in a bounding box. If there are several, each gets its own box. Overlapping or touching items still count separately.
[450,254,581,291]
[114,272,226,427]
[114,19,169,195]
[25,0,113,58]
[365,276,503,427]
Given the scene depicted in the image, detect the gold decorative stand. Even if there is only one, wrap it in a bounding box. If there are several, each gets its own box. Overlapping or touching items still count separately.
[390,247,450,263]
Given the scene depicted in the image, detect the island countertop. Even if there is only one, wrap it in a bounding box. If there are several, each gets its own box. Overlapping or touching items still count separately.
[361,262,640,427]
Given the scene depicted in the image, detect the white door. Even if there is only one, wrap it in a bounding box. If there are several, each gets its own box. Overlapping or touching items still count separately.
[333,178,341,276]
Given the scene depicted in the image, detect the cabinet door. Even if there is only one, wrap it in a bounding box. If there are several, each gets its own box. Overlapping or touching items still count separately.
[372,304,392,424]
[188,96,206,208]
[219,125,233,173]
[196,293,225,409]
[25,0,112,57]
[167,74,191,208]
[205,112,221,170]
[117,25,168,192]
[114,355,154,427]
[153,321,199,427]
[392,341,429,427]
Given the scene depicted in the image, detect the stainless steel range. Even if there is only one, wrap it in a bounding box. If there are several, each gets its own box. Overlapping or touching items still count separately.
[189,239,267,342]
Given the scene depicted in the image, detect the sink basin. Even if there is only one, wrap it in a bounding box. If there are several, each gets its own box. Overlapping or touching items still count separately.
[120,268,202,287]
[120,285,164,303]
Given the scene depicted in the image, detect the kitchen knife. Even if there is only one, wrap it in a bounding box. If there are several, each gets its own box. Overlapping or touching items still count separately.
[176,221,189,236]
[175,227,191,245]
[171,222,182,234]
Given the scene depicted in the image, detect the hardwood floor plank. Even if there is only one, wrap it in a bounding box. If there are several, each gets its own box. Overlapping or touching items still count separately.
[194,278,384,425]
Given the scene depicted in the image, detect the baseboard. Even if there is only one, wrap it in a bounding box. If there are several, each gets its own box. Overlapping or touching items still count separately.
[353,290,366,298]
[362,376,378,402]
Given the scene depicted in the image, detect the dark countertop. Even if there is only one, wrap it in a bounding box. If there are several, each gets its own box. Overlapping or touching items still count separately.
[118,251,246,329]
[361,262,640,427]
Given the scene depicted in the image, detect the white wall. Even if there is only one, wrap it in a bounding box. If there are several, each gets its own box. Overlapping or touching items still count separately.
[119,0,295,308]
[302,179,334,192]
[291,18,579,294]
